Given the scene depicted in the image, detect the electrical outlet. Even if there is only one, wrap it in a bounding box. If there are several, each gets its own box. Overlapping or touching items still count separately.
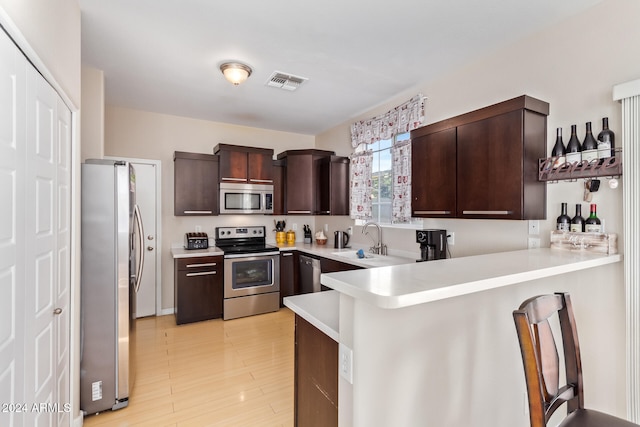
[528,237,540,249]
[339,343,353,384]
[447,232,455,246]
[347,226,353,235]
[195,225,202,233]
[292,223,297,231]
[528,220,540,235]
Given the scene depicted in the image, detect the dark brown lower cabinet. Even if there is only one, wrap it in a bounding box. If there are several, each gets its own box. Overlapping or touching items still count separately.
[280,251,298,306]
[295,315,338,427]
[174,256,223,325]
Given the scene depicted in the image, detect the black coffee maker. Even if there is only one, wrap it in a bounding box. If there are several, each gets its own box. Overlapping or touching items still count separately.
[416,229,447,262]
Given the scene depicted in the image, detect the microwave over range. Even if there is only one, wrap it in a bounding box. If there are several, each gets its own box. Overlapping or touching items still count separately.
[219,183,274,214]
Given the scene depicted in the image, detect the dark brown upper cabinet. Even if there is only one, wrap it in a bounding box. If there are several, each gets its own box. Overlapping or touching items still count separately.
[317,155,350,216]
[277,149,349,215]
[411,128,457,218]
[410,95,549,220]
[173,151,219,216]
[214,143,274,184]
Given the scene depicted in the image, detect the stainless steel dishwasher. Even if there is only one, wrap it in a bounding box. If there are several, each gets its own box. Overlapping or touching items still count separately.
[299,254,321,293]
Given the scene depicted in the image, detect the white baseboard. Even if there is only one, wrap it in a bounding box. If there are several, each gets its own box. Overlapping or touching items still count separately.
[158,307,175,316]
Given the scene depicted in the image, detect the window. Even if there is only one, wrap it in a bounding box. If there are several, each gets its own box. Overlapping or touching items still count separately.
[355,132,412,225]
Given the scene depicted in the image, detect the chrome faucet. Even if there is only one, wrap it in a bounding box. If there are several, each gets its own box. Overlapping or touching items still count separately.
[362,222,387,255]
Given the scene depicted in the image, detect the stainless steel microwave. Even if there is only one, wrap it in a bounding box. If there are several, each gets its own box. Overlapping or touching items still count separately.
[219,183,274,214]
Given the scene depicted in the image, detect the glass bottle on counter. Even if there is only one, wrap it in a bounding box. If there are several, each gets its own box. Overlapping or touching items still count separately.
[581,122,598,163]
[597,117,615,160]
[571,203,585,232]
[551,128,566,168]
[585,203,602,232]
[556,202,571,231]
[566,124,582,164]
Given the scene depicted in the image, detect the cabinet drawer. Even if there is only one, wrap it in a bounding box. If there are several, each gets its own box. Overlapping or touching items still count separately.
[174,256,223,325]
[176,256,222,272]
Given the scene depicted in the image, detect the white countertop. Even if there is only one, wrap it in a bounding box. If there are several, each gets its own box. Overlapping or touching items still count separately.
[171,246,224,258]
[283,291,340,342]
[320,248,622,309]
[170,241,414,267]
[275,242,416,268]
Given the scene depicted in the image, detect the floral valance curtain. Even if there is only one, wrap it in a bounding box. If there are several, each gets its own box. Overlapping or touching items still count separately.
[349,95,425,222]
[349,150,373,220]
[350,94,426,148]
[391,140,412,223]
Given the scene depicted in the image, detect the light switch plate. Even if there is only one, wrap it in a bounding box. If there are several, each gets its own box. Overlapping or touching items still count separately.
[528,220,539,235]
[339,343,353,384]
[528,237,540,249]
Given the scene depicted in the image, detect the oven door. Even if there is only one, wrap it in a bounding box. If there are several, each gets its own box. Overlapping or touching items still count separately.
[224,252,280,298]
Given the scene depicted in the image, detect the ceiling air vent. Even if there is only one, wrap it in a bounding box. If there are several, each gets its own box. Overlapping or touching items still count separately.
[266,71,308,91]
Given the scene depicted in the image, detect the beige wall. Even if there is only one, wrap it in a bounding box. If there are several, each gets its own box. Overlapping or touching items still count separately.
[0,0,81,106]
[101,0,640,311]
[316,0,637,259]
[81,66,105,161]
[104,107,315,310]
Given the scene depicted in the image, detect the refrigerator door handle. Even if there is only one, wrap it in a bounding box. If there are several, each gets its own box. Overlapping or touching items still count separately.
[134,204,145,293]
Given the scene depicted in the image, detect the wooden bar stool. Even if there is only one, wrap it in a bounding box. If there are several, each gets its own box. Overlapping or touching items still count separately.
[513,292,638,427]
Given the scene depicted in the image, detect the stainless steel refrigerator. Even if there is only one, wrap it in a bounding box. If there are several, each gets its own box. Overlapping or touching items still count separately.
[80,159,145,415]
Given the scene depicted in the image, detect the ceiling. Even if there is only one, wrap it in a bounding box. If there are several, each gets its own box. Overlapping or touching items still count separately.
[80,0,602,135]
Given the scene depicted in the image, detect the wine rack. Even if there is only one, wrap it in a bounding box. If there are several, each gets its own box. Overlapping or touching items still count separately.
[538,148,622,182]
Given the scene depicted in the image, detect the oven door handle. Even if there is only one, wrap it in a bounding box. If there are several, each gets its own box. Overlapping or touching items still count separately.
[224,251,280,259]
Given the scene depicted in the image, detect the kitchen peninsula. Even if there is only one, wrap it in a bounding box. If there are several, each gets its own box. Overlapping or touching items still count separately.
[284,248,623,426]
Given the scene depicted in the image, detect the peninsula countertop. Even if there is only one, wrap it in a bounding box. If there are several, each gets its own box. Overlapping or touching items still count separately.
[320,248,622,309]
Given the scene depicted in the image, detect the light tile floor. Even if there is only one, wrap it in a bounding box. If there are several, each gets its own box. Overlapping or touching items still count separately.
[83,309,295,427]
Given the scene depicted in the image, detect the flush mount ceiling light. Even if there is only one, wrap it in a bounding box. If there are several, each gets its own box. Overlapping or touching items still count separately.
[220,62,252,86]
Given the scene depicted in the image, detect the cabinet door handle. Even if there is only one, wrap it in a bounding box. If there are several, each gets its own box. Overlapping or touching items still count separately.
[186,271,217,277]
[281,252,293,257]
[249,178,273,183]
[221,177,246,182]
[462,210,512,215]
[183,210,213,214]
[414,210,451,215]
[287,210,311,214]
[186,262,217,268]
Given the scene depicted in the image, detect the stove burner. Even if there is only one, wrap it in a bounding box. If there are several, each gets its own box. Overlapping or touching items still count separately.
[215,225,279,257]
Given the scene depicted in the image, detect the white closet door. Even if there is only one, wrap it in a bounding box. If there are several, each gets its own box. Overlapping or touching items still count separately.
[0,26,27,427]
[54,94,71,427]
[0,28,72,427]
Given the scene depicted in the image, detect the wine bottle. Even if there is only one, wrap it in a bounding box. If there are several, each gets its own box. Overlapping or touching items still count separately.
[566,124,582,164]
[551,128,566,168]
[585,203,602,232]
[597,117,615,160]
[581,122,598,163]
[556,202,571,231]
[570,203,584,232]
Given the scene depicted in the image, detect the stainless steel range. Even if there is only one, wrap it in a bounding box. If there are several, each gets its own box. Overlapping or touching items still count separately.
[215,226,280,320]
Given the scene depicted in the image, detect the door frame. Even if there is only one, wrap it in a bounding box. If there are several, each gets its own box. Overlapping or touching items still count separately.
[106,156,163,316]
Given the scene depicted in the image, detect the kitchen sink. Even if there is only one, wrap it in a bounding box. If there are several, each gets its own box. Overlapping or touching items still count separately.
[331,250,379,260]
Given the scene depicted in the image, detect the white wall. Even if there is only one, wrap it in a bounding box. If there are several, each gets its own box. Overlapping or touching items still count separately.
[341,263,626,426]
[316,0,638,259]
[104,106,315,311]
